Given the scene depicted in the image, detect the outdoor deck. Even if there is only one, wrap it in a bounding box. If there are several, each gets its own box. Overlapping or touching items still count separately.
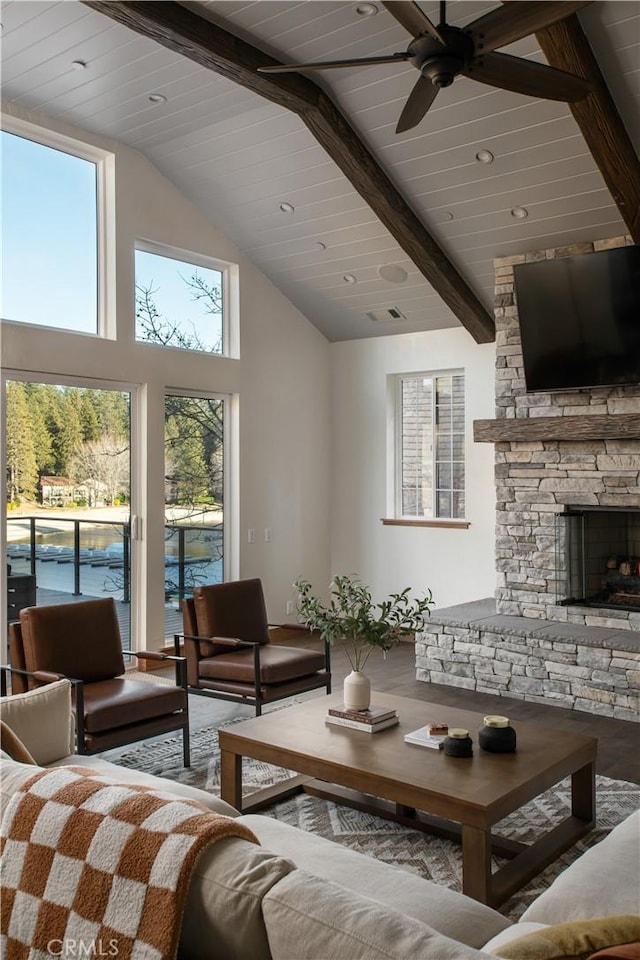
[16,586,183,647]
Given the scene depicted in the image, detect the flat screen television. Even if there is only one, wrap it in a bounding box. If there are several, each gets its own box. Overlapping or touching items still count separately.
[513,245,640,392]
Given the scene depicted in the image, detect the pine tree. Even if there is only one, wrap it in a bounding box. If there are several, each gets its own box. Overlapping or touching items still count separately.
[6,382,38,502]
[24,383,54,474]
[50,389,83,475]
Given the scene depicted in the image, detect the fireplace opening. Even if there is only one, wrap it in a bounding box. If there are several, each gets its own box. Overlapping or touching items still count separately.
[556,507,640,612]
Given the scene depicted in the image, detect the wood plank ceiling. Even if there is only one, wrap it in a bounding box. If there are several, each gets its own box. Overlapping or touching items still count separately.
[1,1,638,342]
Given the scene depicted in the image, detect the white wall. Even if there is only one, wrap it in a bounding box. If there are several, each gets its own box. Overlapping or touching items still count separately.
[330,329,496,610]
[1,104,331,647]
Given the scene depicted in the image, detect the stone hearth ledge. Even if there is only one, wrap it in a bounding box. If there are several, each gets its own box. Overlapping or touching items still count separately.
[416,599,640,721]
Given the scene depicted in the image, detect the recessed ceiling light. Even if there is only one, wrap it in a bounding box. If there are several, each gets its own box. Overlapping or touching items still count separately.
[356,3,378,16]
[343,274,357,284]
[377,264,408,283]
[511,206,529,220]
[475,149,494,164]
[279,202,295,214]
[315,241,327,251]
[148,93,167,104]
[71,60,88,71]
[434,211,454,223]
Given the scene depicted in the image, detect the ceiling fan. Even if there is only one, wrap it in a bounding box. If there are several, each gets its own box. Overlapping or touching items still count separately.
[258,1,592,134]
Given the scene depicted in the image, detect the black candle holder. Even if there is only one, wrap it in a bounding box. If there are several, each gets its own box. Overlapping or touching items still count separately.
[443,728,473,758]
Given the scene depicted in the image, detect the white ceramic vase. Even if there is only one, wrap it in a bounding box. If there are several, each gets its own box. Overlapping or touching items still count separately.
[343,670,371,712]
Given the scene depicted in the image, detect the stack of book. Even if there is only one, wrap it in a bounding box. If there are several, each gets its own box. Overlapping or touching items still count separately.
[325,704,399,733]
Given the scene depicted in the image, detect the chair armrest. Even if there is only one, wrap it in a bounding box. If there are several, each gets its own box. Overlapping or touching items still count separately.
[0,664,82,692]
[124,650,188,691]
[124,649,185,663]
[173,634,259,691]
[32,669,67,684]
[175,633,254,651]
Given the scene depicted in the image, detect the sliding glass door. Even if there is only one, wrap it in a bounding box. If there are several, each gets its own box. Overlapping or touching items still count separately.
[4,378,133,645]
[164,392,225,637]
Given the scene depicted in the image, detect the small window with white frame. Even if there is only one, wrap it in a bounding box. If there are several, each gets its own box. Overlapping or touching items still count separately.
[135,242,237,356]
[392,371,465,520]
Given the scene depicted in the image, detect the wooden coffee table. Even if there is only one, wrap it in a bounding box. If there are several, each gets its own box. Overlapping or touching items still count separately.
[219,692,596,907]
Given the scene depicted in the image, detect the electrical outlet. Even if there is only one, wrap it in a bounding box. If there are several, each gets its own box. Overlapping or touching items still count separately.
[286,600,295,615]
[248,528,256,543]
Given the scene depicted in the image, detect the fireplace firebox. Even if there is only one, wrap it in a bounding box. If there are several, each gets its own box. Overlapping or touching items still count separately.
[556,507,640,612]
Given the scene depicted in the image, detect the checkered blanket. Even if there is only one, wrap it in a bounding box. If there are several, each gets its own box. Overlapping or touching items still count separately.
[0,766,258,960]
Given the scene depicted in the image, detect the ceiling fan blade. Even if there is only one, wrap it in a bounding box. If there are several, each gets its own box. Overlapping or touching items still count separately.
[382,1,445,44]
[466,2,591,55]
[258,52,411,73]
[464,50,591,102]
[396,75,439,133]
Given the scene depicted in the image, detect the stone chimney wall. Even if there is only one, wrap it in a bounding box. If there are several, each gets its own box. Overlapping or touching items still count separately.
[493,236,640,631]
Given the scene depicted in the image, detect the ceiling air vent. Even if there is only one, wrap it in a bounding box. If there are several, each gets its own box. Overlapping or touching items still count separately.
[366,307,407,323]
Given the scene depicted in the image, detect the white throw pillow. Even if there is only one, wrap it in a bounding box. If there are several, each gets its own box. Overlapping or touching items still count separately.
[482,922,549,954]
[520,811,640,924]
[0,679,75,765]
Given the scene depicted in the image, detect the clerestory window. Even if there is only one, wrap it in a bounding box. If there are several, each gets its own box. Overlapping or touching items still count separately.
[1,128,104,336]
[135,244,235,356]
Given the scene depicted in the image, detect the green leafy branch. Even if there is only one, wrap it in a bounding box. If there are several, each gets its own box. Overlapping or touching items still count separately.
[295,574,434,672]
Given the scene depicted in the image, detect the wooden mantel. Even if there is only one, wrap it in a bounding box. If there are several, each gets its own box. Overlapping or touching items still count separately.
[474,414,640,443]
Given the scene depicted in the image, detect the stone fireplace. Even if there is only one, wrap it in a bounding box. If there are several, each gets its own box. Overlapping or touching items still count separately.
[557,507,640,612]
[416,236,640,720]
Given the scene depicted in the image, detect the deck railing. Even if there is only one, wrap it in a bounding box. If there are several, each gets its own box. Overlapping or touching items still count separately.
[6,516,222,606]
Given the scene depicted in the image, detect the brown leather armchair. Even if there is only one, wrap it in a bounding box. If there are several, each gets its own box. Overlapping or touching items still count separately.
[3,597,190,765]
[176,579,331,715]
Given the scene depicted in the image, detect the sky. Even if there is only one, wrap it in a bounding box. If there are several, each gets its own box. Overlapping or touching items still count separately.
[1,130,97,333]
[1,131,223,350]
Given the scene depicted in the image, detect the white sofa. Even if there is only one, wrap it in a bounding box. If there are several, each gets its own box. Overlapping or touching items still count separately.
[2,680,639,960]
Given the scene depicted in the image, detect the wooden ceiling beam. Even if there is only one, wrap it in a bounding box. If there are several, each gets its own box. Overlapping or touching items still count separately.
[535,13,640,243]
[81,0,495,343]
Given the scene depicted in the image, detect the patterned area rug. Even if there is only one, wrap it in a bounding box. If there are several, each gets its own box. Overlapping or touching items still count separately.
[107,721,640,922]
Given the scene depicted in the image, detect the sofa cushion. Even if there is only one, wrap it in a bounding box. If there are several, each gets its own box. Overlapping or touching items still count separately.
[239,814,510,949]
[521,812,640,925]
[47,755,239,817]
[493,916,640,960]
[0,720,36,764]
[262,870,490,960]
[178,836,295,960]
[0,679,75,764]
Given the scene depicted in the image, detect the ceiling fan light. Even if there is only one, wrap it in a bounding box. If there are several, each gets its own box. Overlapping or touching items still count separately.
[420,54,462,88]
